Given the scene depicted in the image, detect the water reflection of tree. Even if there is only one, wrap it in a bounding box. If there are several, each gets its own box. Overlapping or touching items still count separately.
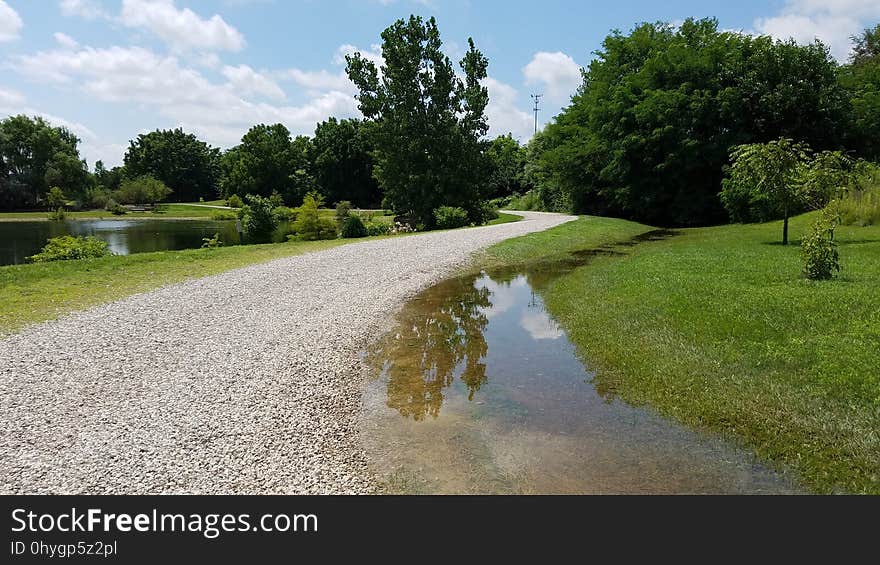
[380,274,491,421]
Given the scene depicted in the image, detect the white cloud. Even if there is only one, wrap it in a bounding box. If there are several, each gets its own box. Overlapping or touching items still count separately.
[287,69,355,94]
[11,44,358,149]
[120,0,245,52]
[482,77,534,142]
[60,0,108,20]
[520,311,563,340]
[334,43,384,68]
[0,1,23,42]
[222,64,286,100]
[522,51,582,103]
[754,0,880,60]
[54,32,80,49]
[0,86,25,107]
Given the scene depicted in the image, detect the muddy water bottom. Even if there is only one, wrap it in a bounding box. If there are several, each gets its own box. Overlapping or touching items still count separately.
[362,241,801,494]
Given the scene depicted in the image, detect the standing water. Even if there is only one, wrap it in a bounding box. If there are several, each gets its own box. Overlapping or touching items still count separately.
[362,236,801,494]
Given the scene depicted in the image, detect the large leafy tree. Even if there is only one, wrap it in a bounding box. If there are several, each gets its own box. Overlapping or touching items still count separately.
[485,134,527,198]
[346,15,490,226]
[535,18,848,226]
[220,123,313,205]
[308,118,381,208]
[839,25,880,161]
[0,115,90,210]
[123,128,220,202]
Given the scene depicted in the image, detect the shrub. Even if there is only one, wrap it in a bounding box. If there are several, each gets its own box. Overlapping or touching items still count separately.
[335,200,353,223]
[269,190,284,208]
[211,211,238,221]
[508,190,542,211]
[835,164,880,226]
[28,236,111,262]
[201,233,222,248]
[340,215,368,238]
[87,187,111,209]
[241,194,279,242]
[152,203,169,214]
[114,175,172,205]
[47,207,67,221]
[226,194,243,208]
[293,192,337,240]
[272,206,296,222]
[801,216,840,280]
[470,201,499,225]
[434,206,470,229]
[105,199,127,215]
[365,221,391,236]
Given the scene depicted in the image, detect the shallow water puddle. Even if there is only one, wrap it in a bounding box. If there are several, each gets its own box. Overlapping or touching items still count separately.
[362,237,801,494]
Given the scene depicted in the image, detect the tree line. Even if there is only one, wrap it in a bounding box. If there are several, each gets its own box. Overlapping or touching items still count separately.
[2,16,878,228]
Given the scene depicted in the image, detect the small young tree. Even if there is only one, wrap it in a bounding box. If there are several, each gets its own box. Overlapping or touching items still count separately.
[114,175,172,205]
[721,138,812,245]
[293,192,337,240]
[45,186,66,209]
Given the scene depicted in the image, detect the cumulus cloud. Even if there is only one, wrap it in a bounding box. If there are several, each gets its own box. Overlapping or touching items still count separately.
[482,77,535,141]
[120,0,246,52]
[54,32,80,49]
[222,64,286,100]
[0,86,25,107]
[287,69,355,94]
[334,43,384,68]
[754,0,880,60]
[10,44,358,148]
[522,51,582,103]
[0,1,23,42]
[59,0,108,20]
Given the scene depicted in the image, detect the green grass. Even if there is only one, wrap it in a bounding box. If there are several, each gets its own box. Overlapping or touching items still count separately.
[0,204,227,220]
[487,212,522,226]
[0,238,354,335]
[485,213,880,493]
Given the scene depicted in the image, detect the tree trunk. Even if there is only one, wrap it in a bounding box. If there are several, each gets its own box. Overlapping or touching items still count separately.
[782,204,789,246]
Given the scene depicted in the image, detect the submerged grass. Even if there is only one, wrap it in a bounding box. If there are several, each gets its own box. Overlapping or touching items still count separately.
[485,212,880,493]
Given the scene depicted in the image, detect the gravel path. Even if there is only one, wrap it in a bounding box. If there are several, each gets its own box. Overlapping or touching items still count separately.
[0,211,574,494]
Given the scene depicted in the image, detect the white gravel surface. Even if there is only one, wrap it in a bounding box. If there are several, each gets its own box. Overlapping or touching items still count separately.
[0,211,574,494]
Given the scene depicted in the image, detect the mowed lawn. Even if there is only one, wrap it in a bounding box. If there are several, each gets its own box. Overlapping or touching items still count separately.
[488,213,879,493]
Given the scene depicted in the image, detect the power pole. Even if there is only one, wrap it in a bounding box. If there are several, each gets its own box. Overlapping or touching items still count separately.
[530,93,542,134]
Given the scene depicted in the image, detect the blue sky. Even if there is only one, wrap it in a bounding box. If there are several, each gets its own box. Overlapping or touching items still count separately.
[1,1,877,167]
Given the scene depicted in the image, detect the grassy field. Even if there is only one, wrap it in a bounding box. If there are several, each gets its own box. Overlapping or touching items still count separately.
[0,203,231,220]
[484,213,880,494]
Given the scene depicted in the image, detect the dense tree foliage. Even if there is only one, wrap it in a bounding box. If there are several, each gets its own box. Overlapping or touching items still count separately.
[0,115,91,210]
[532,18,848,226]
[839,25,880,161]
[220,123,313,205]
[114,175,173,205]
[123,128,220,202]
[485,134,527,198]
[308,118,380,208]
[346,15,491,227]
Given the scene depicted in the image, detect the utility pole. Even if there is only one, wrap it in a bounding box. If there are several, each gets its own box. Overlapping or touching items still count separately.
[530,93,542,134]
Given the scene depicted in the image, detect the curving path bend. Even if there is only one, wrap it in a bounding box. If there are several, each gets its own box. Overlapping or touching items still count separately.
[0,211,575,494]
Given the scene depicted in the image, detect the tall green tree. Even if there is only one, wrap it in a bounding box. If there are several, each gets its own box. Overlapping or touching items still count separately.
[839,25,880,161]
[308,118,381,208]
[535,18,848,226]
[346,15,490,227]
[220,124,313,205]
[485,134,527,198]
[124,128,220,202]
[720,138,812,245]
[0,115,90,210]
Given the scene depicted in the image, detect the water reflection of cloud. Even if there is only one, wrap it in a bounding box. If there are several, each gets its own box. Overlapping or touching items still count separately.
[520,310,563,340]
[476,275,527,319]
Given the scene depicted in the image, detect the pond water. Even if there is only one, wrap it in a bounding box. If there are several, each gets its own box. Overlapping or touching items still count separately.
[0,219,291,266]
[362,235,801,494]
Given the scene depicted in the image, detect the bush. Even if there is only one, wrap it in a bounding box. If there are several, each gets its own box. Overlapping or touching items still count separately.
[470,201,499,225]
[47,207,66,221]
[293,192,337,240]
[801,216,840,280]
[434,206,470,229]
[272,206,296,222]
[241,194,279,242]
[201,233,222,248]
[114,175,172,205]
[507,190,542,211]
[226,194,243,208]
[211,211,238,221]
[836,164,880,226]
[28,235,112,262]
[340,215,368,238]
[105,199,127,215]
[46,186,66,209]
[269,190,284,208]
[365,221,391,236]
[87,187,111,209]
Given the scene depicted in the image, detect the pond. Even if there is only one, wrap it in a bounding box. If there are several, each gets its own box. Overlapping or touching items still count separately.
[0,219,290,266]
[362,235,802,494]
